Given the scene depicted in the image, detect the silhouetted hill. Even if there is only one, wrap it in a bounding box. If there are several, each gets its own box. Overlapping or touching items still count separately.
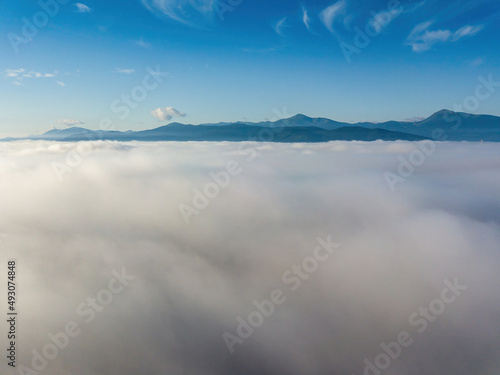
[2,110,499,143]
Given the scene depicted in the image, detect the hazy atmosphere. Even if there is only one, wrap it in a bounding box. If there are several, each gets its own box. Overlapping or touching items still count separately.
[2,0,500,374]
[1,140,499,374]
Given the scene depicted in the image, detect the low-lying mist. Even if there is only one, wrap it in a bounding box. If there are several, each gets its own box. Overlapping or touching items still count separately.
[1,140,499,375]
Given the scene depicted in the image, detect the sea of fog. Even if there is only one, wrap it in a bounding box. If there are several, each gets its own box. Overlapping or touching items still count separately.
[0,140,499,375]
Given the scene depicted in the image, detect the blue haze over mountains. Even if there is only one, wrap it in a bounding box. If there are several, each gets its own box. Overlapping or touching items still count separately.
[4,110,500,142]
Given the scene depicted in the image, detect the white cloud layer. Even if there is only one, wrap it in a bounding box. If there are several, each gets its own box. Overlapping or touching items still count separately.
[150,106,186,122]
[0,141,499,375]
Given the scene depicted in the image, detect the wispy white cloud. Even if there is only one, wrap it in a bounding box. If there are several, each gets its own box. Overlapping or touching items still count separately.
[58,119,85,127]
[403,116,425,122]
[140,0,215,28]
[135,37,151,49]
[319,0,346,34]
[242,47,277,53]
[421,28,451,42]
[3,68,25,78]
[75,3,92,13]
[470,57,485,67]
[396,0,427,16]
[114,68,136,74]
[452,24,484,41]
[274,17,287,37]
[23,71,56,78]
[367,7,403,34]
[302,6,311,32]
[150,107,186,122]
[406,21,484,52]
[407,20,433,41]
[2,69,58,84]
[56,81,66,87]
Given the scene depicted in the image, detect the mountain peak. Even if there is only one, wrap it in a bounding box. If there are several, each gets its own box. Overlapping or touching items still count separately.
[435,109,456,115]
[421,109,459,123]
[289,114,312,121]
[6,111,497,143]
[43,127,91,136]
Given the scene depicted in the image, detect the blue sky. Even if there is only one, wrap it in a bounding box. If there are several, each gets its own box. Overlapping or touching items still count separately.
[0,0,499,136]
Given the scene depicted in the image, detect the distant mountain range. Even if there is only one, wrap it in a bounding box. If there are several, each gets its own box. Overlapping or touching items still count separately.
[3,110,500,143]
